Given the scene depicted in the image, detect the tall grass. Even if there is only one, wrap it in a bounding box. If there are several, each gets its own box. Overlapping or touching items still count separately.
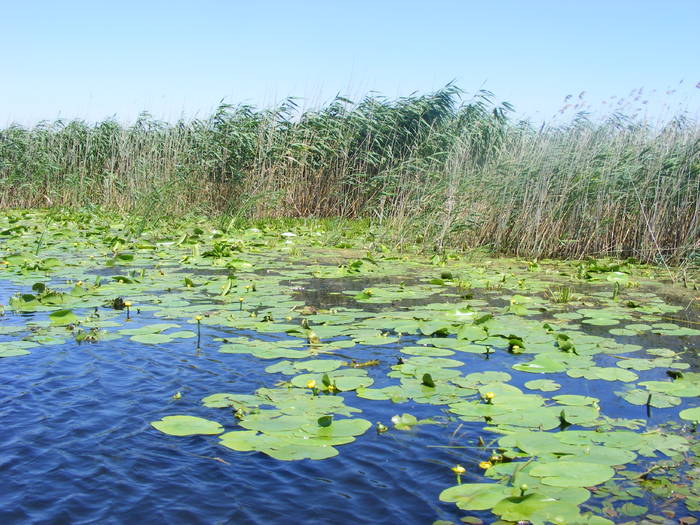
[1,85,698,263]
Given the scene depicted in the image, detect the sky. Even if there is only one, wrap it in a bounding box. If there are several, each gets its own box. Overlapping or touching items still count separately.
[1,1,698,126]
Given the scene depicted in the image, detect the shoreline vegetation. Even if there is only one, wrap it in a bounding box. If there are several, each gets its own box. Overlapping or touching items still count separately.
[1,85,698,264]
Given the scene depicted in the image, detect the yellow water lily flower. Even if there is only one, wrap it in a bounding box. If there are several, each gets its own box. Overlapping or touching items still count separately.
[451,465,466,475]
[306,380,317,389]
[195,315,203,321]
[479,461,493,469]
[123,301,132,307]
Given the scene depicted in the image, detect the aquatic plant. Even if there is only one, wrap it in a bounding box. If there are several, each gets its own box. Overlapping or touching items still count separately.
[0,210,698,522]
[1,86,698,263]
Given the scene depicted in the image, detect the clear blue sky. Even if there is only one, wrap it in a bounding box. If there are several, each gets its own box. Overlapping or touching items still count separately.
[1,1,698,125]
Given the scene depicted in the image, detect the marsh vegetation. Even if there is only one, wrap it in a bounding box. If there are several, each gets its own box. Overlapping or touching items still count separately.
[1,85,698,263]
[0,210,699,523]
[1,87,699,523]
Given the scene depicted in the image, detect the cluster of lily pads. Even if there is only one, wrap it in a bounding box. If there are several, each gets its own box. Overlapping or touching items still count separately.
[1,209,699,524]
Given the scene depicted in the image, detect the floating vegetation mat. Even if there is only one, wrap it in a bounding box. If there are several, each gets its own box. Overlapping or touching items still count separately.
[1,210,699,524]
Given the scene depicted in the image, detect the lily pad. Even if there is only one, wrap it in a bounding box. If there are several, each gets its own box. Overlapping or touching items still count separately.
[524,379,561,392]
[529,461,614,487]
[49,309,78,326]
[150,415,224,436]
[679,407,700,422]
[439,483,512,511]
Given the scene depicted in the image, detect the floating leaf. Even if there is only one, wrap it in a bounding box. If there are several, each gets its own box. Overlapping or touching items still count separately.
[439,483,512,511]
[680,407,700,422]
[553,395,598,406]
[49,309,78,326]
[150,415,224,436]
[524,379,561,392]
[529,461,614,487]
[492,493,589,523]
[619,502,647,517]
[0,347,31,358]
[391,413,419,430]
[617,388,681,408]
[567,367,638,382]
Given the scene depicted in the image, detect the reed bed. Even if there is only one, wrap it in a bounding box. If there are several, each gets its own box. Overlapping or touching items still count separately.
[1,85,698,263]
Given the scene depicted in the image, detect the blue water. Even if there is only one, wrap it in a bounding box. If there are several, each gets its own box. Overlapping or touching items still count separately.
[1,278,698,524]
[0,304,476,524]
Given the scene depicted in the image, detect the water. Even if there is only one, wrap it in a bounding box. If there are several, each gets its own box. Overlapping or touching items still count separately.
[1,260,698,524]
[0,311,472,524]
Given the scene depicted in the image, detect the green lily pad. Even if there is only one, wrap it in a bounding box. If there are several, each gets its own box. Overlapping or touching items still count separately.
[638,379,700,397]
[391,413,419,430]
[513,361,564,374]
[617,388,681,408]
[201,393,261,408]
[524,380,561,392]
[567,367,638,382]
[131,333,173,344]
[679,407,700,422]
[49,309,78,326]
[529,461,614,487]
[150,415,224,436]
[493,493,591,523]
[439,483,513,511]
[301,418,372,437]
[218,431,340,460]
[0,347,32,358]
[581,318,620,326]
[553,395,598,406]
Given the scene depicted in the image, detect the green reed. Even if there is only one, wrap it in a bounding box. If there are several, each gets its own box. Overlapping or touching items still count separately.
[0,84,697,263]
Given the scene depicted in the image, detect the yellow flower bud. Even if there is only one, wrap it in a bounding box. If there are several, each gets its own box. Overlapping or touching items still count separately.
[306,380,317,389]
[195,315,203,321]
[123,301,132,307]
[484,392,495,400]
[451,464,466,475]
[479,461,493,469]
